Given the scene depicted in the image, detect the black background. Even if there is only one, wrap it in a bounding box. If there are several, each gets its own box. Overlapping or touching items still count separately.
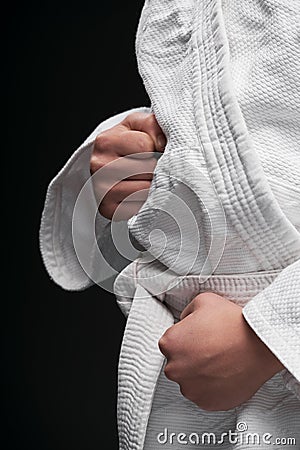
[3,2,149,449]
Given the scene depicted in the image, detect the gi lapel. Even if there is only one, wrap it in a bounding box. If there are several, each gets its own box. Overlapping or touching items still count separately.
[192,0,300,270]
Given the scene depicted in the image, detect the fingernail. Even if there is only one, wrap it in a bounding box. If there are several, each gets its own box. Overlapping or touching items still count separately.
[157,134,166,151]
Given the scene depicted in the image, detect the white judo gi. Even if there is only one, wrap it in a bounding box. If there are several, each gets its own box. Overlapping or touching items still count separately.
[40,0,300,449]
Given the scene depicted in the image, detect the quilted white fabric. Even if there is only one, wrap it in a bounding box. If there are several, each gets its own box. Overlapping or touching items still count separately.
[243,259,300,397]
[114,259,300,450]
[39,107,150,291]
[222,0,300,231]
[39,0,300,449]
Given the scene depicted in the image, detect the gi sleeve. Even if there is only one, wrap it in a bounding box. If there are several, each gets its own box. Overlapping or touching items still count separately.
[243,259,300,398]
[39,106,150,291]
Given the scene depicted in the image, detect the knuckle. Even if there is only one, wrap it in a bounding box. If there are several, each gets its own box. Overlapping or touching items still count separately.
[125,111,140,122]
[195,292,223,307]
[134,136,147,153]
[94,132,111,152]
[190,294,202,309]
[191,295,202,308]
[164,364,177,382]
[198,293,209,302]
[144,113,157,128]
[158,335,168,353]
[90,154,104,174]
[158,329,173,353]
[145,112,155,122]
[193,292,215,304]
[122,111,145,128]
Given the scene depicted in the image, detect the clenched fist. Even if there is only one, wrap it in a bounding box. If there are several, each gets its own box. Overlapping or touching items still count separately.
[90,112,166,221]
[159,293,284,411]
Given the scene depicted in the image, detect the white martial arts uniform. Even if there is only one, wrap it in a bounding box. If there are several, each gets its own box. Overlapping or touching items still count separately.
[40,1,300,449]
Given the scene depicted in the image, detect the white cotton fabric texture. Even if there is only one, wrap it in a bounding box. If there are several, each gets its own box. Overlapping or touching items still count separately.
[39,107,150,291]
[222,0,300,232]
[39,0,300,449]
[114,260,300,450]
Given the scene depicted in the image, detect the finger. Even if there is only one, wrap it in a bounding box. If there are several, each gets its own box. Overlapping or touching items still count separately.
[115,201,145,220]
[102,201,145,221]
[158,338,172,360]
[123,112,167,152]
[158,325,177,359]
[118,130,159,157]
[180,299,198,321]
[95,128,157,157]
[103,181,150,203]
[92,154,158,182]
[180,292,225,320]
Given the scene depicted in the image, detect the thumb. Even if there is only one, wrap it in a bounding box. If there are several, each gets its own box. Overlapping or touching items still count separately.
[123,112,167,152]
[180,292,229,320]
[180,301,197,321]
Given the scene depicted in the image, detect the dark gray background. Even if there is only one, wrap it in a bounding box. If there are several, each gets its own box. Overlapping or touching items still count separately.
[3,2,149,449]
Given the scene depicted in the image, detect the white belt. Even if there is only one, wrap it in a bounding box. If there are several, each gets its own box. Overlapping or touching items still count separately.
[115,263,281,450]
[117,284,174,450]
